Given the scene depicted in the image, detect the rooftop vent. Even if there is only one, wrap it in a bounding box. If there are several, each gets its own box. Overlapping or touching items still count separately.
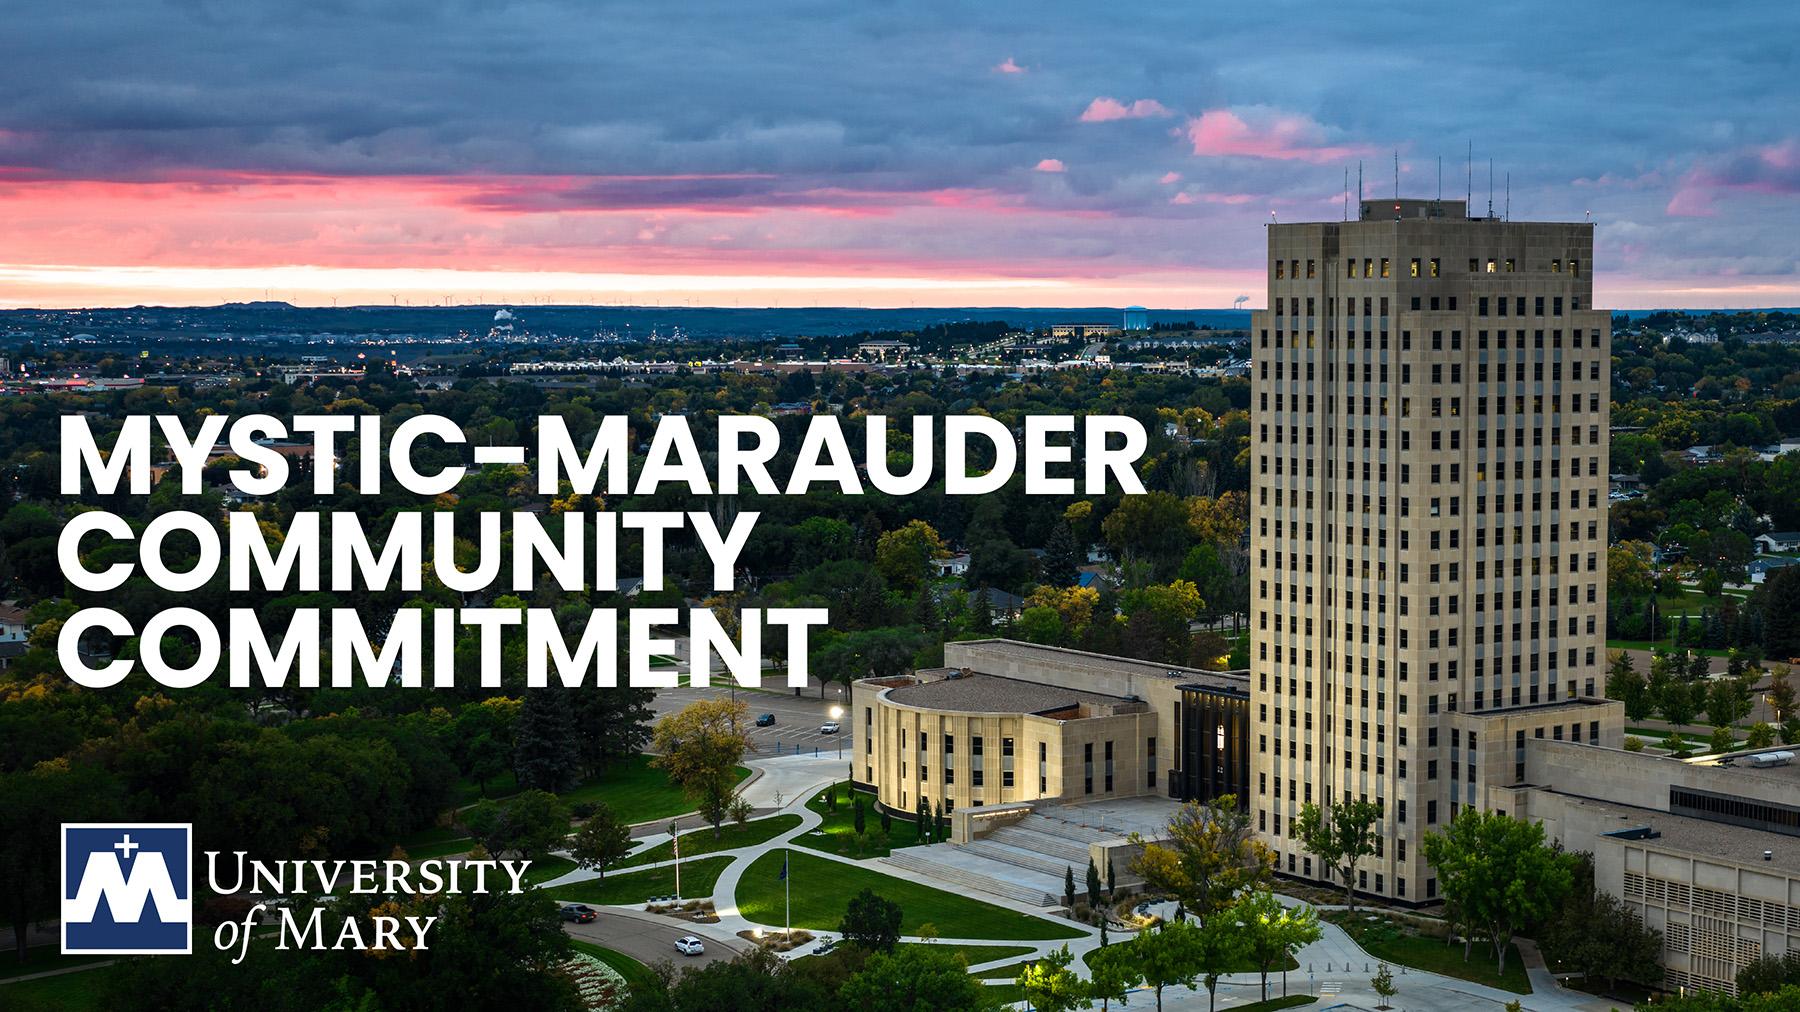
[1747,751,1797,768]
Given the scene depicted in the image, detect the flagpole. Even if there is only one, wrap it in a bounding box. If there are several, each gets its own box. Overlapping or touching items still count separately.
[784,846,791,940]
[671,820,681,902]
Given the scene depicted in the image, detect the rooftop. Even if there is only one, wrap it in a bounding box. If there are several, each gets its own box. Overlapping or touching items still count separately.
[883,670,1137,717]
[1550,793,1800,876]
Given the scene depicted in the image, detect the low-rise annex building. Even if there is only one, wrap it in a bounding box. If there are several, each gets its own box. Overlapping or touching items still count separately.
[850,639,1251,818]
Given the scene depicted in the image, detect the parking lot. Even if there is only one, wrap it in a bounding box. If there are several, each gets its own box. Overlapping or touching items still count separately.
[650,683,856,759]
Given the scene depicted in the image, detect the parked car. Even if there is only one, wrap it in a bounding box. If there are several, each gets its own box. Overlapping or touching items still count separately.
[819,721,840,735]
[814,937,838,955]
[755,713,776,727]
[559,904,597,924]
[674,935,706,956]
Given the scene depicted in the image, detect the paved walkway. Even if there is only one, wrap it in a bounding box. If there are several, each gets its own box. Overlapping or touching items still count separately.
[541,755,1623,1010]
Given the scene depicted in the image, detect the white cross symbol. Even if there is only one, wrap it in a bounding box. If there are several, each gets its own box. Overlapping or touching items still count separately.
[113,834,139,859]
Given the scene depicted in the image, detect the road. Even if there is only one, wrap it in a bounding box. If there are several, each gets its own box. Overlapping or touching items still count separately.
[564,906,750,972]
[651,682,856,760]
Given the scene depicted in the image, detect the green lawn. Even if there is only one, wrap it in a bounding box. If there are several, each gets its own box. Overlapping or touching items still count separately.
[0,962,116,1010]
[558,754,750,826]
[568,940,660,996]
[908,942,1034,968]
[735,849,1083,941]
[1232,997,1317,1012]
[393,824,475,860]
[0,947,111,981]
[973,958,1035,979]
[455,769,520,805]
[552,855,732,905]
[791,782,924,858]
[523,855,578,886]
[982,982,1023,1005]
[1326,912,1530,994]
[619,815,801,869]
[404,836,476,860]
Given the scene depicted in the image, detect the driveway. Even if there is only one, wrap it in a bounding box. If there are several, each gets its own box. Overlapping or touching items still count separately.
[564,906,750,972]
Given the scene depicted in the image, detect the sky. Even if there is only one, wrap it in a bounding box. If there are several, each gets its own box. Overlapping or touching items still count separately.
[1,1,1797,310]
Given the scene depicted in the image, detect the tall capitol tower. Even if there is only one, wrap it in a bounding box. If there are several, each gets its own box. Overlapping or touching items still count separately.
[1249,197,1617,904]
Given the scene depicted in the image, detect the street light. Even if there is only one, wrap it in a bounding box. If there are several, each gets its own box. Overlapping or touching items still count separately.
[829,706,844,758]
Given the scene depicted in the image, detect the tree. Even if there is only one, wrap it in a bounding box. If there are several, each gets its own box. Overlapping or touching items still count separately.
[1749,722,1778,749]
[1063,865,1077,909]
[1737,950,1800,996]
[1085,857,1104,906]
[651,698,752,837]
[839,944,997,1011]
[1770,666,1796,725]
[1235,891,1321,1001]
[0,760,122,961]
[1371,963,1397,1009]
[1292,799,1382,912]
[1421,809,1578,975]
[853,797,867,841]
[1130,796,1274,927]
[1657,676,1699,731]
[1541,854,1664,994]
[874,520,945,592]
[461,789,572,862]
[1608,651,1655,722]
[1015,945,1088,1012]
[1040,521,1080,588]
[1131,918,1207,1012]
[568,802,631,879]
[838,887,902,953]
[1086,939,1142,1011]
[1193,914,1248,1012]
[513,688,580,792]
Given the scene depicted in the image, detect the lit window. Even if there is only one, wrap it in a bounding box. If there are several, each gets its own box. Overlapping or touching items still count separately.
[1485,259,1497,273]
[1380,258,1391,278]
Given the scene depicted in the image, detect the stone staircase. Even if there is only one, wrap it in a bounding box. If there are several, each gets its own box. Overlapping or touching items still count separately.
[879,808,1127,908]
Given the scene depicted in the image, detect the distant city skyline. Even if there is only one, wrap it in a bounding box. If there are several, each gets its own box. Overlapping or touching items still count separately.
[2,3,1796,309]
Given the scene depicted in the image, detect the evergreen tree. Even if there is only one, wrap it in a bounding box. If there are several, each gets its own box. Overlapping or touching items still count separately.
[571,686,654,778]
[1042,522,1080,587]
[512,688,579,792]
[1064,866,1077,909]
[969,585,994,634]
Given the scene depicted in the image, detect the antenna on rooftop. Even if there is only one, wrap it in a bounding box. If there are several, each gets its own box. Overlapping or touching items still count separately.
[1357,161,1363,209]
[1505,172,1511,221]
[1393,150,1399,202]
[1437,155,1443,204]
[1487,159,1495,218]
[1343,167,1349,221]
[1466,140,1473,210]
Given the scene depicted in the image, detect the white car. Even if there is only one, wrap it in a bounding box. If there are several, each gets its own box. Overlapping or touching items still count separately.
[674,935,705,956]
[819,721,841,735]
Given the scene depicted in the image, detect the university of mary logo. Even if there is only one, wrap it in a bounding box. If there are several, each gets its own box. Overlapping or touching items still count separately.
[61,823,193,954]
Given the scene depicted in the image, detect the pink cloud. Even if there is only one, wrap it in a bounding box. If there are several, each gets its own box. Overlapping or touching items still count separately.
[1080,97,1173,122]
[1185,108,1372,164]
[1169,192,1194,205]
[1034,158,1066,173]
[1667,139,1800,217]
[994,57,1026,74]
[1159,171,1182,184]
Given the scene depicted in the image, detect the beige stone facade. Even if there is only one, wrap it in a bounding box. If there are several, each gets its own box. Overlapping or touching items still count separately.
[1251,198,1613,901]
[1517,739,1800,994]
[850,640,1249,816]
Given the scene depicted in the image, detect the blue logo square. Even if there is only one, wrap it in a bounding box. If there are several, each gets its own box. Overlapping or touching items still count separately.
[61,823,193,955]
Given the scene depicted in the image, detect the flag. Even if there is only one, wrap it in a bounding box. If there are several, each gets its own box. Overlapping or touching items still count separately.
[778,854,788,881]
